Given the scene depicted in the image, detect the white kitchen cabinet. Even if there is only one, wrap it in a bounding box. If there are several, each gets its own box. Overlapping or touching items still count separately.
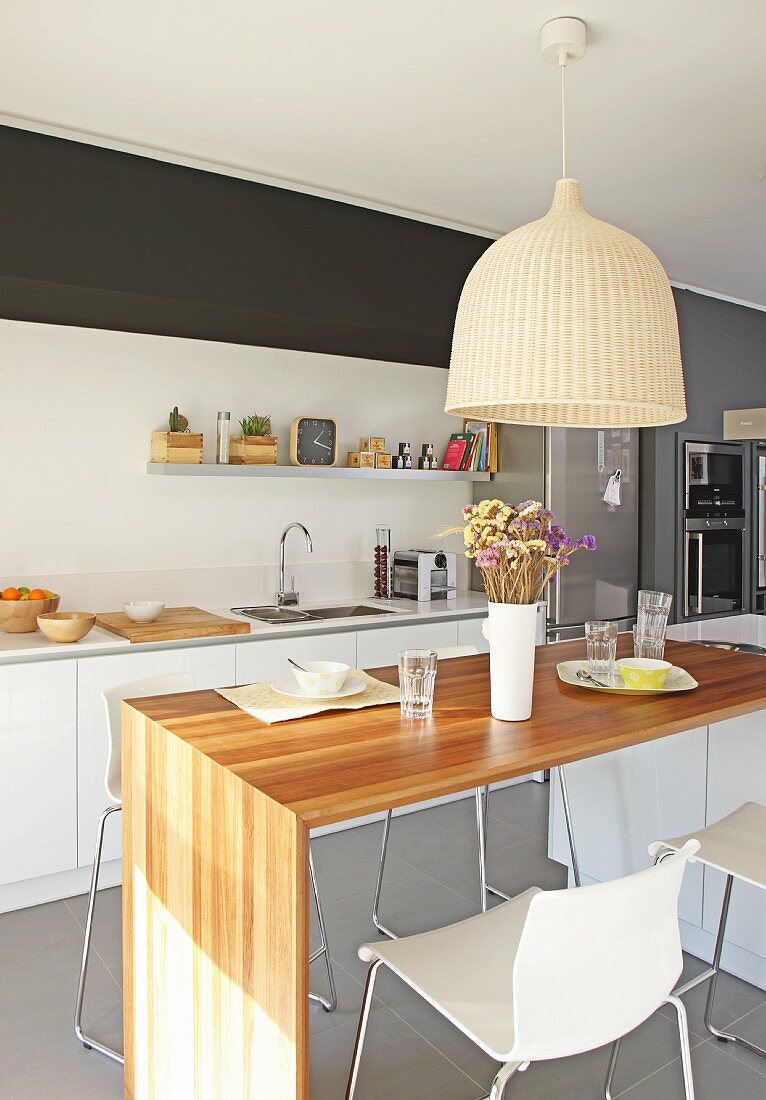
[0,661,77,885]
[549,727,708,926]
[704,712,766,960]
[457,616,489,653]
[356,621,458,669]
[235,631,357,685]
[77,644,236,866]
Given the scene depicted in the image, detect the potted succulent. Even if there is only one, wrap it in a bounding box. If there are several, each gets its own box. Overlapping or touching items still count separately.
[230,414,278,465]
[150,406,203,464]
[441,500,596,721]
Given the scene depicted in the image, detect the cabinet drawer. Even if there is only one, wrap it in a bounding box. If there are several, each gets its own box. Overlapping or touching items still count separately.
[77,644,236,866]
[457,617,489,653]
[236,632,357,686]
[356,621,459,670]
[0,661,77,885]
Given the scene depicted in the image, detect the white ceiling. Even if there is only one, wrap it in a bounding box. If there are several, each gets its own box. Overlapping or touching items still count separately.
[1,1,765,307]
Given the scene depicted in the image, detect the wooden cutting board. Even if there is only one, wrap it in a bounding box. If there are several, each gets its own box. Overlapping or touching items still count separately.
[96,606,250,643]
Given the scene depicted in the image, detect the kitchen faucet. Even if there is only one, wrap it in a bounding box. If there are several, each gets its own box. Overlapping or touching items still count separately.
[277,522,313,606]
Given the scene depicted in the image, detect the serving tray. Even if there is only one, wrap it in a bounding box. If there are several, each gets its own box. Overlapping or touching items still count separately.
[557,660,698,696]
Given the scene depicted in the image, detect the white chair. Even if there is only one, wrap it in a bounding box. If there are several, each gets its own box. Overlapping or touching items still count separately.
[74,672,339,1065]
[372,645,511,939]
[606,800,766,1092]
[348,840,699,1100]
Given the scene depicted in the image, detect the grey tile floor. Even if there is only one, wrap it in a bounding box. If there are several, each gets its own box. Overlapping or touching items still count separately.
[1,782,765,1098]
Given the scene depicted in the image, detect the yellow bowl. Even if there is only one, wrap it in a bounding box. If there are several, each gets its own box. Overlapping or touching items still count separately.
[0,595,60,633]
[617,658,672,690]
[37,611,96,644]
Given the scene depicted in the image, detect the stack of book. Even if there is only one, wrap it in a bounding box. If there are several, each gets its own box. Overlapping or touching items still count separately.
[442,421,498,472]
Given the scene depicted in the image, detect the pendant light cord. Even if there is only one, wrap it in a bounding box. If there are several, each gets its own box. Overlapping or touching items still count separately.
[559,46,567,178]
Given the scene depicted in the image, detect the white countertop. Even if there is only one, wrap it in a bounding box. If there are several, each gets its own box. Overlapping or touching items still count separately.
[666,613,766,648]
[0,592,489,665]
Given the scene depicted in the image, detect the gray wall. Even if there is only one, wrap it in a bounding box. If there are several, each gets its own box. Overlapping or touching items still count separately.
[640,289,766,607]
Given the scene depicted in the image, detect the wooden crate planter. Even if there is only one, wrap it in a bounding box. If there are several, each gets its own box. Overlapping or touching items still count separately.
[150,432,204,464]
[229,435,278,465]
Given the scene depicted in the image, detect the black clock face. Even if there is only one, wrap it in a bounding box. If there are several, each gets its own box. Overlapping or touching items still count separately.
[296,418,337,465]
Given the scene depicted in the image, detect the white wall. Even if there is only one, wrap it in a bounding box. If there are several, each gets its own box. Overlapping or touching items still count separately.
[0,320,471,609]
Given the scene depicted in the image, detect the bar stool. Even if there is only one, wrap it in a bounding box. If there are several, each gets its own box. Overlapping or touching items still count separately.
[75,673,337,1065]
[605,801,766,1097]
[371,645,514,938]
[349,841,700,1099]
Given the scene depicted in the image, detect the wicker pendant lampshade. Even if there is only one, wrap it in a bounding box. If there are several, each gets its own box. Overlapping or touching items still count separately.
[445,20,686,429]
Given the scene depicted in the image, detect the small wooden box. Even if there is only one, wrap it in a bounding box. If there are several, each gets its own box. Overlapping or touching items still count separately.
[150,432,204,464]
[375,453,392,469]
[370,437,386,453]
[347,451,361,468]
[360,451,376,469]
[229,435,278,465]
[359,437,370,452]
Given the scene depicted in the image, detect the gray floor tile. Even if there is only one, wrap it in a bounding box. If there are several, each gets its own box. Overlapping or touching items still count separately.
[310,1004,486,1100]
[486,780,550,840]
[659,952,766,1039]
[323,876,480,982]
[426,833,568,906]
[311,823,419,904]
[66,885,122,973]
[706,1001,766,1079]
[618,1035,766,1099]
[309,960,370,1036]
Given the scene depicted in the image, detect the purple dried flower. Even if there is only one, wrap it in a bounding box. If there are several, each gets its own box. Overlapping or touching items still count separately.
[576,534,598,551]
[551,524,566,538]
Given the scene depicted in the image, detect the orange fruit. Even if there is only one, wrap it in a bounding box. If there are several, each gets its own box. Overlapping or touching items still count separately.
[2,587,20,601]
[28,589,47,601]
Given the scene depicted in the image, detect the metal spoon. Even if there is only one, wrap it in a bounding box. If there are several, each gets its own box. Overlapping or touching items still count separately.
[576,669,610,688]
[288,657,308,673]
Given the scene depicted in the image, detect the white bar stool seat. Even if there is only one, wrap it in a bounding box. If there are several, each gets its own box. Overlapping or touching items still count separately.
[349,841,700,1100]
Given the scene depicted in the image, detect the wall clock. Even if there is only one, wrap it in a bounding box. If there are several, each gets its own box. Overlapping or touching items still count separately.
[289,417,339,467]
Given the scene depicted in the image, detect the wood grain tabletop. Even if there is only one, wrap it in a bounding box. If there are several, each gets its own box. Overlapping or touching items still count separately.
[126,635,766,827]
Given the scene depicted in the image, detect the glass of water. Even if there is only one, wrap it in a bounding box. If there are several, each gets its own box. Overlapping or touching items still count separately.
[585,621,618,677]
[398,649,438,718]
[633,627,666,661]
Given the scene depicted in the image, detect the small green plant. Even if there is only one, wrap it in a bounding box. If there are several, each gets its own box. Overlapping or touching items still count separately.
[239,413,272,437]
[168,406,188,432]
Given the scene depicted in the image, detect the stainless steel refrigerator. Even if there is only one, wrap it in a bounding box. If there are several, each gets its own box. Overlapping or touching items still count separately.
[473,426,639,640]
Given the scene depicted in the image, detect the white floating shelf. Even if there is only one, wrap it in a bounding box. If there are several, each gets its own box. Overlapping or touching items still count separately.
[146,462,491,482]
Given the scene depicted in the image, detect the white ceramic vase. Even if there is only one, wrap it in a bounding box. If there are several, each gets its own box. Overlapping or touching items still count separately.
[481,601,538,721]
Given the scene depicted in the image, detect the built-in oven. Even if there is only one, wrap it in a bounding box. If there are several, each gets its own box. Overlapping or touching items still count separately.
[684,517,745,617]
[683,441,746,618]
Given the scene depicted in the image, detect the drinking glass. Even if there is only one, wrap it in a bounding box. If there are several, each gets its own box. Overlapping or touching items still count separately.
[585,620,618,677]
[636,590,673,645]
[398,649,438,718]
[633,627,666,661]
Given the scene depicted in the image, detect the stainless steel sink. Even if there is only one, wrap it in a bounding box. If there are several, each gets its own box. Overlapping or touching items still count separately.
[231,606,320,624]
[307,604,398,619]
[690,639,766,655]
[231,603,397,624]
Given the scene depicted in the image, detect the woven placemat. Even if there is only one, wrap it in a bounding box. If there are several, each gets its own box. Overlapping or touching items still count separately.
[216,670,401,725]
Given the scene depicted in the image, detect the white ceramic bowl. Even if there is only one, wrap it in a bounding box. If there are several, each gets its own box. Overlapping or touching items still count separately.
[290,660,350,696]
[123,601,165,623]
[616,657,672,690]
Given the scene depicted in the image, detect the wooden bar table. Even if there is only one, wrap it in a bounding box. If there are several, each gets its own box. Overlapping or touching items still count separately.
[121,636,766,1099]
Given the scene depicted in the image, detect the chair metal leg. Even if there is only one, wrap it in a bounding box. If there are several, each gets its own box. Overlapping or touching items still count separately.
[308,847,337,1012]
[603,1039,620,1100]
[345,959,383,1099]
[665,995,697,1100]
[487,1060,523,1099]
[74,804,124,1065]
[476,786,511,905]
[558,765,581,887]
[701,874,766,1058]
[371,809,398,939]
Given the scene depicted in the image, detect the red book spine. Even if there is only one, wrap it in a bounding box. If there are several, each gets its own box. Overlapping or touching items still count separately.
[442,439,468,470]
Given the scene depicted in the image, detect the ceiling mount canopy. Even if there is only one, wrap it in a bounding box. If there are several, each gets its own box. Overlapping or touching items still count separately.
[445,17,687,429]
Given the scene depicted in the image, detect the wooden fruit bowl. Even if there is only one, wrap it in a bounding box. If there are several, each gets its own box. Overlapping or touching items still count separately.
[37,611,96,644]
[0,595,60,633]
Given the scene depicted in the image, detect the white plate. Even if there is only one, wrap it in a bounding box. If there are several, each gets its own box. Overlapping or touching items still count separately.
[270,672,368,701]
[557,660,698,696]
